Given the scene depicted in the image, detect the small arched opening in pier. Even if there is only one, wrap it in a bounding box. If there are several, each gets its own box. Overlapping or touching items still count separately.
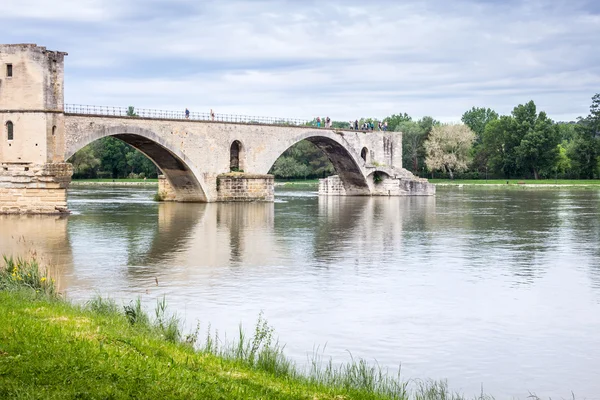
[230,140,244,172]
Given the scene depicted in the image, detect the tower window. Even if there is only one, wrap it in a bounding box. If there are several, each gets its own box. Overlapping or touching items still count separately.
[7,121,14,141]
[6,64,12,77]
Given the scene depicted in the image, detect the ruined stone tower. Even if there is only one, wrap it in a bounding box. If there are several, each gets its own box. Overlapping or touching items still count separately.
[0,44,72,214]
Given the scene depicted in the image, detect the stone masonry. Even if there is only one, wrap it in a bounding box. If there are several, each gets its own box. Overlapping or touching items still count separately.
[0,43,434,213]
[0,162,72,214]
[217,173,274,202]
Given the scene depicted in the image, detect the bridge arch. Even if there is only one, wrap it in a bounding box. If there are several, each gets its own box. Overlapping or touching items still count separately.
[264,131,370,195]
[65,125,208,202]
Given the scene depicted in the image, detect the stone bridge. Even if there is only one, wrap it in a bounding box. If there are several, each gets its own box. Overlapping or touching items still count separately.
[0,43,434,214]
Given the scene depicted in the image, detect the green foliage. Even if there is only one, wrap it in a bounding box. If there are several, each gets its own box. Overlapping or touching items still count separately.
[461,107,499,143]
[373,172,384,184]
[270,140,334,179]
[384,113,412,131]
[69,137,159,179]
[397,120,425,173]
[514,108,560,179]
[126,106,138,117]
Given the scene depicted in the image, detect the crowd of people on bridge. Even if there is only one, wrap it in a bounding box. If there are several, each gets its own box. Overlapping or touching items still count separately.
[313,118,388,131]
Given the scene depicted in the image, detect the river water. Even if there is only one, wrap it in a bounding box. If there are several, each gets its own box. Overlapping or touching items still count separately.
[1,185,599,398]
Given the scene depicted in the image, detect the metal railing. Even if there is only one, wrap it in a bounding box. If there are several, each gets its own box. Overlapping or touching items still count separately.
[64,104,311,126]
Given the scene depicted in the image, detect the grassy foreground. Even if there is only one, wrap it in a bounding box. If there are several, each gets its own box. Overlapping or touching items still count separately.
[0,257,512,399]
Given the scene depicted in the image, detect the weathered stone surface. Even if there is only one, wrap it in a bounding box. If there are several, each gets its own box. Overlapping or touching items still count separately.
[217,173,274,202]
[0,43,435,214]
[0,162,72,214]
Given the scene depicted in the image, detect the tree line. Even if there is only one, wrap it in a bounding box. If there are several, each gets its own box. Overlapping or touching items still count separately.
[69,94,600,180]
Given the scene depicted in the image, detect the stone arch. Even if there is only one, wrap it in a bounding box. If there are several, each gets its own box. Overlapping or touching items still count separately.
[6,121,13,141]
[65,126,208,202]
[230,140,244,172]
[360,147,368,162]
[52,125,56,136]
[266,132,369,195]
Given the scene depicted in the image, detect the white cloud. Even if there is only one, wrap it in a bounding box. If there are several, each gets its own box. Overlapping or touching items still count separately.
[2,0,599,121]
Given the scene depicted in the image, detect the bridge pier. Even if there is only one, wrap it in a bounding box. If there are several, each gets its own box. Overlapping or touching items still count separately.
[0,163,71,214]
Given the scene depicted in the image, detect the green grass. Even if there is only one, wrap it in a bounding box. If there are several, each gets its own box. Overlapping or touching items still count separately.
[72,178,159,183]
[0,257,555,399]
[275,179,319,187]
[430,179,600,185]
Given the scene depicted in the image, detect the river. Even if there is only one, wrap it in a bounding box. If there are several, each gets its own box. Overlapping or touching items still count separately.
[1,185,599,398]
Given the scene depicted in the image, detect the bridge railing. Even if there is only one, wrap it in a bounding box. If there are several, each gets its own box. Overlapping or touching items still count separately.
[64,104,311,126]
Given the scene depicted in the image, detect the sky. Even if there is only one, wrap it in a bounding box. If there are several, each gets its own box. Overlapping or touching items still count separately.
[1,0,599,122]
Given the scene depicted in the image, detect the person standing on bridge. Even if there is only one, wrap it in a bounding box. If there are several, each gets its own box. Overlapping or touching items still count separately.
[354,120,359,130]
[185,108,190,119]
[326,116,331,128]
[316,117,321,127]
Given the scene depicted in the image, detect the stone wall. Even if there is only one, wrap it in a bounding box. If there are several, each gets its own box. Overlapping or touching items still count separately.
[0,162,72,214]
[217,173,274,202]
[157,175,177,201]
[318,175,347,196]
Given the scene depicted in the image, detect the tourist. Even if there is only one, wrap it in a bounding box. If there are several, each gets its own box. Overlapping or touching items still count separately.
[354,120,359,130]
[383,121,388,131]
[316,116,321,127]
[370,122,374,131]
[326,116,331,128]
[185,108,190,119]
[378,121,382,131]
[349,121,354,130]
[210,109,215,121]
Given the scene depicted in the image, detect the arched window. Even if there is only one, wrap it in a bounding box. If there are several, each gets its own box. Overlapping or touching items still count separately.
[361,147,368,162]
[230,140,242,171]
[6,121,13,141]
[52,125,57,136]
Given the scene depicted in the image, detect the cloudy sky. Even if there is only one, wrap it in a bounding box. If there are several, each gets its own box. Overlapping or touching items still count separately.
[2,0,599,122]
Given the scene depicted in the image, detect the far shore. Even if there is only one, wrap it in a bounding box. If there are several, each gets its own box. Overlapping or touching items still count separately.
[71,179,158,186]
[430,179,600,188]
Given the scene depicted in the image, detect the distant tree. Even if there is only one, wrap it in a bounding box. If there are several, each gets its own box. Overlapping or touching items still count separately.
[396,121,425,173]
[514,109,560,179]
[269,140,334,179]
[425,124,476,179]
[384,113,412,131]
[461,107,499,143]
[127,106,138,117]
[555,142,572,175]
[68,145,100,179]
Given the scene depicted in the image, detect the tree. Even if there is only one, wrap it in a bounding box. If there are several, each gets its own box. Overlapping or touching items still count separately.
[461,107,499,144]
[425,124,476,179]
[127,106,138,117]
[384,113,412,131]
[68,145,100,178]
[269,140,334,179]
[514,110,560,179]
[396,121,424,173]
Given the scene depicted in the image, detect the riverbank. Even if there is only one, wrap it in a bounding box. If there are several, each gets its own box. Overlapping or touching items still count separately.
[0,258,498,400]
[430,179,600,187]
[71,178,158,186]
[275,179,319,187]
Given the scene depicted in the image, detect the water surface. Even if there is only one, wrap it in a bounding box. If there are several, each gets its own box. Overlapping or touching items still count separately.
[1,185,599,398]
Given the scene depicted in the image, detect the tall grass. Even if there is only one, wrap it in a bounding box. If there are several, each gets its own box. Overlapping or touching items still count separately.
[0,255,56,296]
